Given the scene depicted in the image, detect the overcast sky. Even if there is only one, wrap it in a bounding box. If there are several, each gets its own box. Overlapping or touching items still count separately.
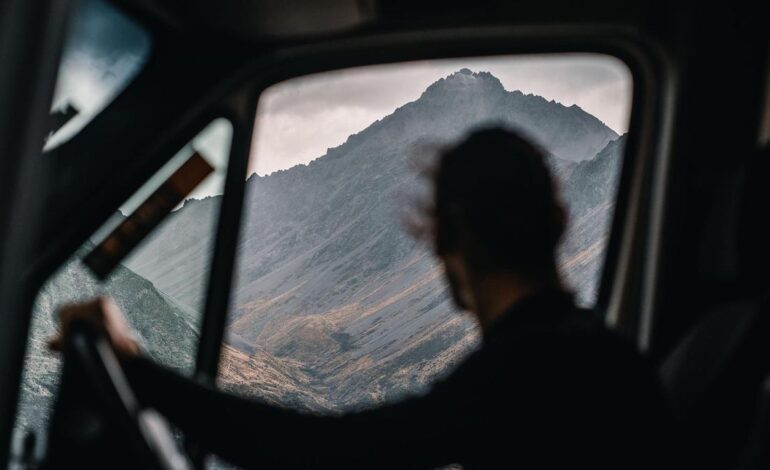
[251,54,632,176]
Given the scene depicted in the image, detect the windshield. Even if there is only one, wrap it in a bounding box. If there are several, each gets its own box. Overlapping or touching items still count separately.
[45,0,151,149]
[215,54,633,418]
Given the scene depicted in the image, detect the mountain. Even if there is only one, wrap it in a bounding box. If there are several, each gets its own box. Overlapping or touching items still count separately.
[558,134,625,301]
[414,68,618,161]
[127,68,620,310]
[122,196,220,313]
[15,255,199,433]
[123,69,625,412]
[15,250,328,435]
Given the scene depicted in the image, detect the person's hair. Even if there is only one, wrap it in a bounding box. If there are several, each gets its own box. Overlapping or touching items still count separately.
[417,126,566,281]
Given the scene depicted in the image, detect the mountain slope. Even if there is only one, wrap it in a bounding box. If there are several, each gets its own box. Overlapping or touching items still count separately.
[126,69,619,310]
[124,69,626,412]
[16,257,199,432]
[123,196,220,313]
[16,254,325,433]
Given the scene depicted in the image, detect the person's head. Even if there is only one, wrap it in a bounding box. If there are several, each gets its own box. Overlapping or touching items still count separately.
[417,126,567,322]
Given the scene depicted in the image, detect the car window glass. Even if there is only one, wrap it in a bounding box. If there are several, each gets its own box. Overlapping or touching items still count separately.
[13,119,232,454]
[45,0,151,149]
[206,55,633,421]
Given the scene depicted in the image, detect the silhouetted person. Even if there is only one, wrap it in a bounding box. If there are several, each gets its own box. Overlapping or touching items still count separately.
[51,127,670,469]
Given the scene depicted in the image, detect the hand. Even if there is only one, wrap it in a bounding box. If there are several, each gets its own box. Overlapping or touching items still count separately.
[48,297,141,359]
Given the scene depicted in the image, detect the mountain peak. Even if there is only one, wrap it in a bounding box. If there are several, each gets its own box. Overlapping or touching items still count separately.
[421,68,505,99]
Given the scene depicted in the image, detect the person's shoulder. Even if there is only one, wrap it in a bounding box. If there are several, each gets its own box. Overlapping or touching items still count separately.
[435,295,649,389]
[555,306,644,361]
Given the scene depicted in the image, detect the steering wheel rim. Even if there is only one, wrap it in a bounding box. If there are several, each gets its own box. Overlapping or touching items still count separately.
[63,320,189,470]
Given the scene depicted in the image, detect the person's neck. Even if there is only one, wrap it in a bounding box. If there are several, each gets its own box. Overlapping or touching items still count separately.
[471,272,561,333]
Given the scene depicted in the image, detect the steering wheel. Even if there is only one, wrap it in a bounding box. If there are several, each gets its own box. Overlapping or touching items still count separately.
[43,320,190,470]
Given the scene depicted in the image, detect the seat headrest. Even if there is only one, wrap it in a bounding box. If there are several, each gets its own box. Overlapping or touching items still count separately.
[737,149,770,294]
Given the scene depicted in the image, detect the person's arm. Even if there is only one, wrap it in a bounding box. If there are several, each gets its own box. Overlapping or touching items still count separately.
[124,355,475,469]
[49,297,478,468]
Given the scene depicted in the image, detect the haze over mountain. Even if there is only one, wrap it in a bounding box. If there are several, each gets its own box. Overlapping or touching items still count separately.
[17,69,625,436]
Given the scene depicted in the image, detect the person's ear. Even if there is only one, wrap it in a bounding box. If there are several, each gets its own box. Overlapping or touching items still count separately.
[435,203,463,256]
[442,252,477,313]
[552,202,567,244]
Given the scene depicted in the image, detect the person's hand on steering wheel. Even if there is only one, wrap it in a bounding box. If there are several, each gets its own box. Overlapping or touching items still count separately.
[46,297,191,470]
[48,296,141,359]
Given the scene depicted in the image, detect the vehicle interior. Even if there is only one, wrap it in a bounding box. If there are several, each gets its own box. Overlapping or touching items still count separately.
[1,0,769,468]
